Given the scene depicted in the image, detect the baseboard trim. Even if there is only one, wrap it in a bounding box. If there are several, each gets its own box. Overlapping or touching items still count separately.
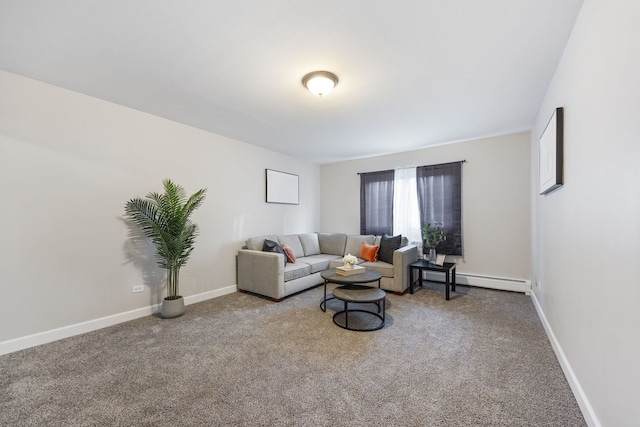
[183,286,237,305]
[531,291,600,427]
[0,285,237,356]
[423,271,531,294]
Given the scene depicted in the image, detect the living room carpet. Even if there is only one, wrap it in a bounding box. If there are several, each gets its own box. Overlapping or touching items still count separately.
[0,283,586,426]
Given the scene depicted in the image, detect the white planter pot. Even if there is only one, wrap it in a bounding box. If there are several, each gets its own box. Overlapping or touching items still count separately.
[161,296,185,318]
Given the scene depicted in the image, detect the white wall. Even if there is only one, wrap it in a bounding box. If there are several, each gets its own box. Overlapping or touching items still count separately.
[531,1,640,425]
[320,132,531,282]
[0,70,320,346]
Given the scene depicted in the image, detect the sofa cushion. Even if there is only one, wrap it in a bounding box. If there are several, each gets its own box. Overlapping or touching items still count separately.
[282,244,296,263]
[299,233,321,256]
[344,235,375,257]
[318,233,347,256]
[360,242,380,262]
[361,260,394,278]
[277,235,305,258]
[262,239,286,266]
[284,262,312,281]
[378,234,402,264]
[297,254,337,273]
[246,235,279,251]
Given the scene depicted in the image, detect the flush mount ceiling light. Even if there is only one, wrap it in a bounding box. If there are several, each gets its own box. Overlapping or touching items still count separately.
[302,71,339,97]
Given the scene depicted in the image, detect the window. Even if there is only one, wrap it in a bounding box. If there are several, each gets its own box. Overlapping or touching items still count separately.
[360,162,463,255]
[360,170,394,235]
[393,167,422,245]
[416,162,462,255]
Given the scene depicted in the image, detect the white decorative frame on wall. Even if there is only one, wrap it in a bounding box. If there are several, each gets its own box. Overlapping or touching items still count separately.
[539,107,564,195]
[266,169,299,205]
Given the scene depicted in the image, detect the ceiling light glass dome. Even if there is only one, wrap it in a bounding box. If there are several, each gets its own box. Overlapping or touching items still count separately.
[302,71,338,97]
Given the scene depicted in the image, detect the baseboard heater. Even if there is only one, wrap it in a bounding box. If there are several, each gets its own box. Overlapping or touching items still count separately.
[422,271,531,295]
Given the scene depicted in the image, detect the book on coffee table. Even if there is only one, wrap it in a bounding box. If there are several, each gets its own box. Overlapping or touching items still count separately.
[336,265,365,276]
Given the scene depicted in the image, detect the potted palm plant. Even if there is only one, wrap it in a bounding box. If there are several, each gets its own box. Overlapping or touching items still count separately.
[125,179,207,318]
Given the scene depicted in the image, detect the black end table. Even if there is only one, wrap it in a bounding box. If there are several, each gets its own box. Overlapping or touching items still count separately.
[408,260,457,300]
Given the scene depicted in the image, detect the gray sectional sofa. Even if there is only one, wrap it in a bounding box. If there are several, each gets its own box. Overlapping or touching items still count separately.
[237,232,418,301]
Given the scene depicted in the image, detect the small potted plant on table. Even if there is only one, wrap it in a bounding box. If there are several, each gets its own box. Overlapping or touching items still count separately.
[422,222,447,264]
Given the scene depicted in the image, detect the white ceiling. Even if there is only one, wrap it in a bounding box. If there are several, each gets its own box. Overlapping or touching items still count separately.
[0,0,583,164]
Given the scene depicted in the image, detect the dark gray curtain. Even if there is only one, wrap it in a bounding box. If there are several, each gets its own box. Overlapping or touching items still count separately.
[360,170,394,235]
[416,162,462,255]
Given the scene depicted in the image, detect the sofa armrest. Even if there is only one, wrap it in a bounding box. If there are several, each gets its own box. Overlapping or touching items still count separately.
[393,245,418,293]
[237,249,285,300]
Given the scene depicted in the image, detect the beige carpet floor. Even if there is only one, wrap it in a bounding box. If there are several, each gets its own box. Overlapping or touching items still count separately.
[0,282,586,426]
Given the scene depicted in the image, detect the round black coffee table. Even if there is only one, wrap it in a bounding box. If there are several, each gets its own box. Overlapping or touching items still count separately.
[332,285,386,331]
[320,268,382,312]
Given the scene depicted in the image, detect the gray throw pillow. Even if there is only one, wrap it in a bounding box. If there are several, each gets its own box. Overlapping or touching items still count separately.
[378,234,402,264]
[262,239,287,266]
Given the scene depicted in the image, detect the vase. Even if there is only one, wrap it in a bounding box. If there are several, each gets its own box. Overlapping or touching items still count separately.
[427,248,437,264]
[343,262,354,269]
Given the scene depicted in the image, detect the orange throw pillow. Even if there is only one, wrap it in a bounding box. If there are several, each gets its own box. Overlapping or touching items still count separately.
[360,242,380,262]
[282,244,296,263]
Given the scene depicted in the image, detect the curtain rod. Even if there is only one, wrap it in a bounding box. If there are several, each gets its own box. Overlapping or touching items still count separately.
[357,160,466,175]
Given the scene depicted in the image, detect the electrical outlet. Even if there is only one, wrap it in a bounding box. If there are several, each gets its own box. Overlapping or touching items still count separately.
[132,285,144,293]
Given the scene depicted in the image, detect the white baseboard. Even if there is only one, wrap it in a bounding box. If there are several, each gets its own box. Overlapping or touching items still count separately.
[531,291,600,427]
[0,285,237,356]
[183,286,237,305]
[423,271,531,294]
